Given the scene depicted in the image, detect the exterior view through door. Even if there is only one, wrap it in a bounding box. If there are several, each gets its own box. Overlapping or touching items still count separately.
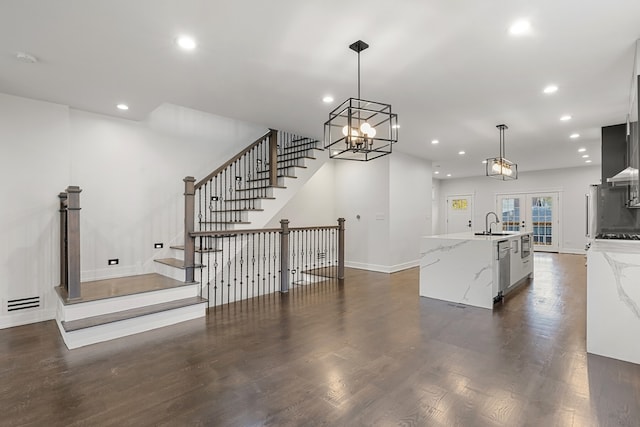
[497,192,560,252]
[446,194,474,234]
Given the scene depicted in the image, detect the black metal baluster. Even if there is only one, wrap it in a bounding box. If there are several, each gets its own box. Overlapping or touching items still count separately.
[234,233,238,303]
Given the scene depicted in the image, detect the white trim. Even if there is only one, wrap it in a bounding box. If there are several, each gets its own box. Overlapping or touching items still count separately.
[0,308,56,329]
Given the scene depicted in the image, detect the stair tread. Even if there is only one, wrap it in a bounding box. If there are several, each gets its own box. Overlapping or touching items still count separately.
[206,208,265,212]
[247,175,296,183]
[170,245,222,253]
[256,165,307,174]
[61,296,207,332]
[199,221,251,224]
[224,196,276,202]
[234,185,286,192]
[154,258,205,269]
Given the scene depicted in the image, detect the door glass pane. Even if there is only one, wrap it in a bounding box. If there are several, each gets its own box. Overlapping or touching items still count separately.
[531,196,553,246]
[500,198,520,231]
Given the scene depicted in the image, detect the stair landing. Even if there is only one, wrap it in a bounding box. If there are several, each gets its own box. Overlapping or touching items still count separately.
[55,273,195,304]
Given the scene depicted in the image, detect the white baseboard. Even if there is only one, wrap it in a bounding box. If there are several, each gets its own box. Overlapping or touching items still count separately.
[560,247,586,255]
[0,308,56,329]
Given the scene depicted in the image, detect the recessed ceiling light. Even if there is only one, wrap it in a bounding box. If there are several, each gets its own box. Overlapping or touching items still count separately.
[392,124,400,129]
[116,103,129,111]
[458,151,465,155]
[543,85,558,94]
[16,52,38,63]
[482,160,488,164]
[509,19,531,36]
[431,139,439,144]
[560,115,572,121]
[578,148,586,152]
[582,154,590,158]
[446,174,452,177]
[322,95,334,103]
[176,35,197,50]
[585,160,592,163]
[570,133,580,139]
[434,171,440,175]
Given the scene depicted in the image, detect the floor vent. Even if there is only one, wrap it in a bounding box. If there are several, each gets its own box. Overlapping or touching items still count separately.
[7,296,41,312]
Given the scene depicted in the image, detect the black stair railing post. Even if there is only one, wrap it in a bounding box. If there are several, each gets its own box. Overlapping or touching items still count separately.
[58,191,68,293]
[280,219,290,293]
[66,186,82,300]
[268,129,278,187]
[184,176,196,283]
[338,218,345,280]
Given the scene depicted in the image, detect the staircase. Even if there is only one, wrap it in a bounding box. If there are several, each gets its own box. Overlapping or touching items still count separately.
[55,129,326,349]
[153,129,326,283]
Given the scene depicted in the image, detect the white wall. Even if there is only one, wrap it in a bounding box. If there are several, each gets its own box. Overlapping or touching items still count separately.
[389,153,432,270]
[436,166,601,253]
[0,93,266,328]
[266,162,336,227]
[333,152,433,272]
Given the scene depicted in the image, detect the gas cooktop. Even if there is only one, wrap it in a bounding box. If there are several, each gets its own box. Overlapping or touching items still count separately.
[596,233,640,240]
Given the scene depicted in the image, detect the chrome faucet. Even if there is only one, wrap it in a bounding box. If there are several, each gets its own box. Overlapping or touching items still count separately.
[485,211,500,234]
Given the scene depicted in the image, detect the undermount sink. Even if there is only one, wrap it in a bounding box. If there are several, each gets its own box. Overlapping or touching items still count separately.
[474,232,513,236]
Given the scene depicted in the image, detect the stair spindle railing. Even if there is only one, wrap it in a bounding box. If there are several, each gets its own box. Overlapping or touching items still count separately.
[183,128,322,284]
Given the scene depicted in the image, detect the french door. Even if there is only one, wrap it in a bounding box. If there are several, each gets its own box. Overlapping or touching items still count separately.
[496,192,560,252]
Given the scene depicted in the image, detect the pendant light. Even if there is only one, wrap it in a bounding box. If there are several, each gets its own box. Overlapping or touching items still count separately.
[486,124,518,180]
[323,40,398,161]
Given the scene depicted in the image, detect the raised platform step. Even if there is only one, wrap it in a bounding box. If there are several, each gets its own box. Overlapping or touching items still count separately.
[154,258,204,269]
[55,273,206,349]
[61,296,207,332]
[55,273,196,304]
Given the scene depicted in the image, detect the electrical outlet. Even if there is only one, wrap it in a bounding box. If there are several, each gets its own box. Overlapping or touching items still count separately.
[154,243,163,249]
[108,259,119,266]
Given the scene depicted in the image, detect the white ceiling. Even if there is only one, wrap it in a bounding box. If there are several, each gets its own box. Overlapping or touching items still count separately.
[1,0,639,178]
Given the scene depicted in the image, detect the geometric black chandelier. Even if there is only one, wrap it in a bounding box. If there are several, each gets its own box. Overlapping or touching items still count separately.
[486,124,518,180]
[324,40,398,161]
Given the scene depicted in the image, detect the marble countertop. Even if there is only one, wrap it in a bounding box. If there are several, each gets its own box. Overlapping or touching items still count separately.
[423,231,530,242]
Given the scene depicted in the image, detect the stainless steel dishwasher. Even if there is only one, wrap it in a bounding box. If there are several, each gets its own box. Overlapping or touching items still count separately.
[497,240,511,294]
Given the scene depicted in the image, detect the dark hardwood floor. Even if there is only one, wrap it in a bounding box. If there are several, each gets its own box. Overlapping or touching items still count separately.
[1,253,639,426]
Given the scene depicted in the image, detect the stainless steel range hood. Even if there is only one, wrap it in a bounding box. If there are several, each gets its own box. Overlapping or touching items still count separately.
[607,166,639,186]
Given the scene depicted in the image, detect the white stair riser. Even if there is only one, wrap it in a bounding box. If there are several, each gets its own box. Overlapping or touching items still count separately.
[57,303,206,349]
[58,284,199,322]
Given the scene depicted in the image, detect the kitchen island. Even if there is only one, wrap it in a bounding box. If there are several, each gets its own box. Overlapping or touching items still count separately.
[587,239,640,365]
[419,231,533,309]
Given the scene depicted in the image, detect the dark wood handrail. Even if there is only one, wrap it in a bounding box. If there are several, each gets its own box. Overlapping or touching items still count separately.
[195,129,275,190]
[190,224,339,238]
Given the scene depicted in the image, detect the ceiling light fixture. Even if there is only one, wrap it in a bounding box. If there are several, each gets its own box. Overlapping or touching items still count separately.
[116,103,129,111]
[582,154,590,158]
[578,148,587,152]
[486,124,518,180]
[431,139,439,144]
[322,96,334,103]
[434,171,440,175]
[176,36,197,50]
[324,40,398,161]
[586,160,593,163]
[16,52,38,63]
[446,174,452,177]
[458,150,466,155]
[570,133,580,139]
[509,20,531,36]
[543,85,558,94]
[560,115,572,121]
